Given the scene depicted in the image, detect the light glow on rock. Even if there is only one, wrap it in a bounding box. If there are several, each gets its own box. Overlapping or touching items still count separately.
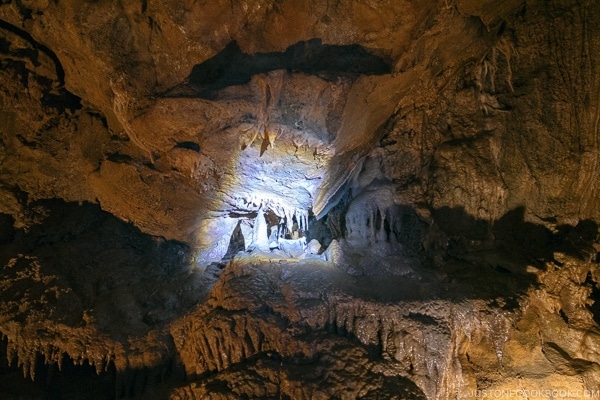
[195,122,324,264]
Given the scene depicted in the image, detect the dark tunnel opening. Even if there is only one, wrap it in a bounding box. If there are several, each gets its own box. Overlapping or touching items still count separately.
[165,38,391,98]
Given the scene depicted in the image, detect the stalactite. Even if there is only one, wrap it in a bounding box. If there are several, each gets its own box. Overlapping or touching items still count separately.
[286,209,293,235]
[250,207,270,251]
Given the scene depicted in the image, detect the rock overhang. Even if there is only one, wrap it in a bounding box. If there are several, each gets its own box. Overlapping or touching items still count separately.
[125,43,394,262]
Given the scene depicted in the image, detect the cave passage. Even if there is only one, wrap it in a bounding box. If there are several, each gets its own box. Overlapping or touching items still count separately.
[180,38,390,97]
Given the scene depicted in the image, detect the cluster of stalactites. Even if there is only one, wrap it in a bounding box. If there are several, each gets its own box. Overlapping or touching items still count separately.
[346,202,399,245]
[279,207,309,237]
[230,197,309,236]
[2,334,114,380]
[228,197,311,254]
[248,206,309,251]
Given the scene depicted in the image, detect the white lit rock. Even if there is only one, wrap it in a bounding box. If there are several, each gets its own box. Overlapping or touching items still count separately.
[249,208,270,252]
[279,238,306,258]
[306,239,322,255]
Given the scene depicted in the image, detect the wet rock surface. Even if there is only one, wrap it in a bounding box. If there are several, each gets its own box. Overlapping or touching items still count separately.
[2,0,600,398]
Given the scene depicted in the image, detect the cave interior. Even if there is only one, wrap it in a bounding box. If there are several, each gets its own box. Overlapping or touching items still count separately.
[2,0,600,399]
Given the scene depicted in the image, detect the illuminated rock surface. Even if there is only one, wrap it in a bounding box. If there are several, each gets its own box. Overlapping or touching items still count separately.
[1,0,600,398]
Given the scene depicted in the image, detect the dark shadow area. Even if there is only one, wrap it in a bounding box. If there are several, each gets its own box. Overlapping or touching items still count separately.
[307,209,334,248]
[0,18,66,85]
[0,19,82,114]
[221,220,246,263]
[173,141,200,152]
[0,57,82,114]
[0,212,15,243]
[387,204,430,253]
[0,337,45,399]
[106,152,134,164]
[167,38,390,98]
[492,207,555,262]
[307,201,599,303]
[586,272,600,326]
[40,83,82,114]
[0,336,115,399]
[433,206,490,241]
[0,199,199,335]
[38,355,116,400]
[0,337,185,400]
[553,219,599,261]
[0,200,194,398]
[173,346,426,399]
[433,206,599,266]
[408,205,599,303]
[113,359,185,400]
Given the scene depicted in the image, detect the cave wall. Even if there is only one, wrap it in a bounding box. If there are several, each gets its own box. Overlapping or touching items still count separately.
[1,0,599,253]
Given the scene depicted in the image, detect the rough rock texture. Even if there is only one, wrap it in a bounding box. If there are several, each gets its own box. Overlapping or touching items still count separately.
[169,254,600,399]
[2,0,600,398]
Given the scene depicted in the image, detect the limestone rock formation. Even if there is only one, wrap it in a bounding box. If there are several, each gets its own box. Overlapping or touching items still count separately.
[2,0,600,398]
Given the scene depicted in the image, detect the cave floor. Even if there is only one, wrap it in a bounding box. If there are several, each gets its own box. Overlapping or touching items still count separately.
[0,242,592,399]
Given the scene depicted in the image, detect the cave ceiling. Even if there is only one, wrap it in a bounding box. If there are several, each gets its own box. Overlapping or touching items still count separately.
[1,0,597,254]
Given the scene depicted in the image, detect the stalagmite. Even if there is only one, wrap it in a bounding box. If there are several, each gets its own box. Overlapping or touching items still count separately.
[286,209,293,235]
[240,219,254,250]
[250,207,270,251]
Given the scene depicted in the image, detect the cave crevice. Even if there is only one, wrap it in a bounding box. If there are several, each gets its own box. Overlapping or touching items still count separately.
[165,38,391,99]
[0,18,65,85]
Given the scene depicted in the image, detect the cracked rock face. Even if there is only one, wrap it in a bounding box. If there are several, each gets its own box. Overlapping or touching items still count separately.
[2,0,600,399]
